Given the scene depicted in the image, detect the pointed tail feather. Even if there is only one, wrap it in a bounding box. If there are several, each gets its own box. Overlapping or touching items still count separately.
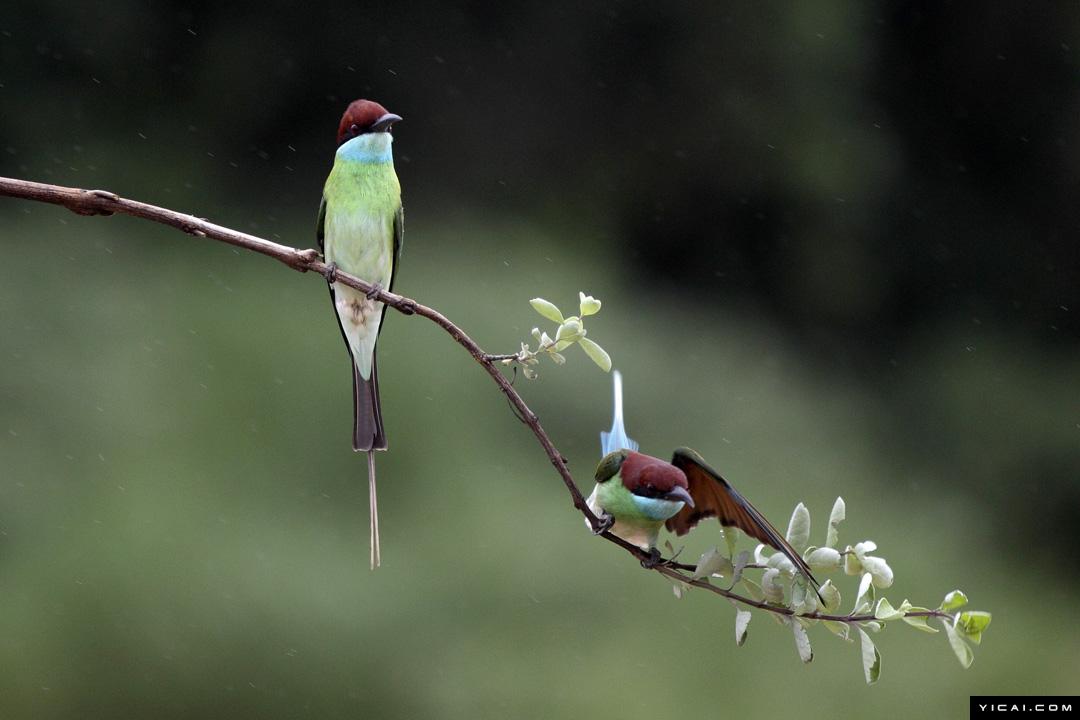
[600,369,639,456]
[352,355,387,451]
[367,450,381,569]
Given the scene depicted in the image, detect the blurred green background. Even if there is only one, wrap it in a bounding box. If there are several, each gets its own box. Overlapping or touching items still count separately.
[2,2,1079,718]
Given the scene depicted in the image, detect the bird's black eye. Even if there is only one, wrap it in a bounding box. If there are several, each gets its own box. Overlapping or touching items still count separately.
[350,124,358,134]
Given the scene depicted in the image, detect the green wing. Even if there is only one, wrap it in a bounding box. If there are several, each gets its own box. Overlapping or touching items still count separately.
[388,204,403,293]
[316,196,327,252]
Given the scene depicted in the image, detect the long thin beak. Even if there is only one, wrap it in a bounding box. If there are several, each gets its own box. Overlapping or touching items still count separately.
[665,486,695,508]
[370,113,403,133]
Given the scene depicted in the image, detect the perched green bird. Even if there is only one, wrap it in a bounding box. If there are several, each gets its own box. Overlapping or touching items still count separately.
[317,99,403,569]
[588,371,819,591]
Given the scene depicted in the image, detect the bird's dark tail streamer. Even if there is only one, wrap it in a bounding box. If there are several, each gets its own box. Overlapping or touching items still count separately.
[367,450,380,569]
[352,357,386,569]
[352,357,386,452]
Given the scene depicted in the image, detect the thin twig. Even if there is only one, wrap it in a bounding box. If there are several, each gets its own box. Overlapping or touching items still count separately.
[0,175,922,628]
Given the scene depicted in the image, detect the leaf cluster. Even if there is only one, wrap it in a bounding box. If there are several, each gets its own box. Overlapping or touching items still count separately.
[672,497,991,683]
[505,293,611,378]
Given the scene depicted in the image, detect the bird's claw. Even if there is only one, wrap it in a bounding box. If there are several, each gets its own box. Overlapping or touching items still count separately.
[591,512,615,535]
[322,261,339,283]
[365,282,383,300]
[640,547,665,569]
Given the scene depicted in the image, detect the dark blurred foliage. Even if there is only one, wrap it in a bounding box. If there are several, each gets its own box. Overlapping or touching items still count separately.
[5,2,1078,340]
[16,0,1074,545]
[1,2,1079,717]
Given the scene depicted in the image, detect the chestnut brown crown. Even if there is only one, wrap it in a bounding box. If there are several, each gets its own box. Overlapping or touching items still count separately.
[336,99,402,146]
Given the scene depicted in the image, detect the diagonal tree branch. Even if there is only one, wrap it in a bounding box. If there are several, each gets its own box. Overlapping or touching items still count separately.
[0,174,941,627]
[0,177,619,544]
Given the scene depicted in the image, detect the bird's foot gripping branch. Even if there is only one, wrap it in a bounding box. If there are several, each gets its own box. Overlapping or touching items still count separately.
[0,175,990,686]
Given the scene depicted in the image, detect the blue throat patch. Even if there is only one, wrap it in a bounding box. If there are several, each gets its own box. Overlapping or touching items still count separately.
[337,133,394,164]
[631,495,685,522]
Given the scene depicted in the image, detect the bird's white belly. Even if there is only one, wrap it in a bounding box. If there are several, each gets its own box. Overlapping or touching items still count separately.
[325,213,394,379]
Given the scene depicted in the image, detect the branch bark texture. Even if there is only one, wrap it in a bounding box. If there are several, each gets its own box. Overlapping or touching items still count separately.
[0,175,945,626]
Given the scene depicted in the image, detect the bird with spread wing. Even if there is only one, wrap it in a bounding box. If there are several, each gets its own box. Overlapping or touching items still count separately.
[587,371,819,592]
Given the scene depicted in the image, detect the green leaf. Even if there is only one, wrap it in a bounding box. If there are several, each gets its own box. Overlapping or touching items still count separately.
[940,590,969,612]
[741,578,764,602]
[671,579,688,600]
[530,298,563,323]
[549,352,566,365]
[555,317,582,342]
[552,339,573,352]
[578,292,602,316]
[731,550,750,586]
[754,544,771,565]
[761,569,785,604]
[826,496,846,548]
[854,572,874,613]
[819,579,841,611]
[943,616,974,668]
[852,540,877,558]
[734,608,752,647]
[823,620,850,641]
[766,552,795,575]
[901,614,939,634]
[693,547,733,581]
[577,337,612,372]
[844,545,863,576]
[722,526,740,558]
[862,556,894,588]
[791,619,814,663]
[786,502,811,554]
[858,628,882,684]
[805,546,843,572]
[792,577,818,616]
[874,597,905,621]
[958,611,992,645]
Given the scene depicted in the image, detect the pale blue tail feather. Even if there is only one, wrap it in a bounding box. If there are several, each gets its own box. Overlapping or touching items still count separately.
[600,370,639,456]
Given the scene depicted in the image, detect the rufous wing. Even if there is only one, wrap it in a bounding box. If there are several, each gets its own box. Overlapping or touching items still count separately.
[665,447,819,588]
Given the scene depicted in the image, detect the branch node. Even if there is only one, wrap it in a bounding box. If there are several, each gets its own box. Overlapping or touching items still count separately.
[292,248,319,271]
[395,298,417,316]
[71,188,118,216]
